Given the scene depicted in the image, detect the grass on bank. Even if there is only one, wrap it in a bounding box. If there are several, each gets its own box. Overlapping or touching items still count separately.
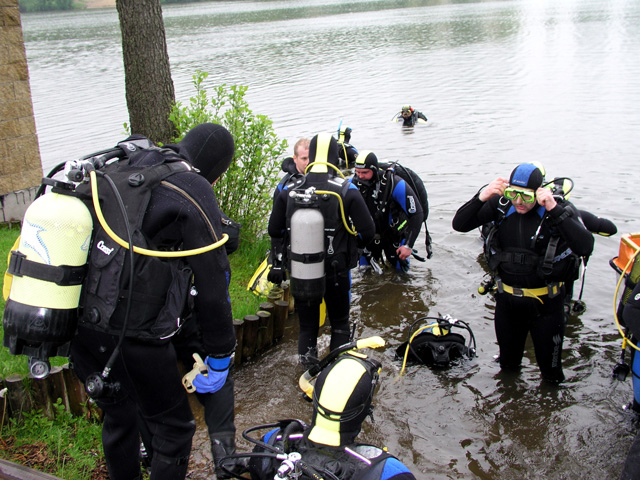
[0,223,270,479]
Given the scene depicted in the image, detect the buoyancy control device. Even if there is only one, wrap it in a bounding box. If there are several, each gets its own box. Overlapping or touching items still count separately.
[396,315,476,371]
[287,186,326,303]
[3,138,228,381]
[3,179,93,378]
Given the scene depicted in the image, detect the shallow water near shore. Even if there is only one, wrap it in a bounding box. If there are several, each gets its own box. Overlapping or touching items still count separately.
[20,0,640,478]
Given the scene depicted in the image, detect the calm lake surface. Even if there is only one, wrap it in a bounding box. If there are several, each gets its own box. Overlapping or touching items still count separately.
[21,0,640,478]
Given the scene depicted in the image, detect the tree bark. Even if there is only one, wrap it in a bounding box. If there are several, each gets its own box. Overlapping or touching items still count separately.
[116,0,176,144]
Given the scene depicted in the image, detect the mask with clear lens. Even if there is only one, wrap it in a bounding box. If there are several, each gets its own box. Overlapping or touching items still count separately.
[504,187,536,203]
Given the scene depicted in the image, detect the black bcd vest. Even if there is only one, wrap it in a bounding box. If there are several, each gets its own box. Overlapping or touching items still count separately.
[76,145,194,342]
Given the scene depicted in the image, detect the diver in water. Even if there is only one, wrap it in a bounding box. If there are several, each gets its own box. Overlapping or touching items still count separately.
[351,151,424,272]
[395,105,427,127]
[267,133,375,366]
[452,163,594,384]
[239,348,417,480]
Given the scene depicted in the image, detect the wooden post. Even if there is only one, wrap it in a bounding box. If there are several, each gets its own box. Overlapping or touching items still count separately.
[259,302,275,351]
[256,310,272,352]
[233,318,245,366]
[48,366,67,412]
[273,299,289,342]
[29,374,51,417]
[268,286,283,303]
[4,373,32,418]
[242,314,259,361]
[62,364,87,417]
[259,302,275,317]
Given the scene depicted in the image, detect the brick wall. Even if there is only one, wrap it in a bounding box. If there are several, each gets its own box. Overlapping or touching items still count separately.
[0,0,42,222]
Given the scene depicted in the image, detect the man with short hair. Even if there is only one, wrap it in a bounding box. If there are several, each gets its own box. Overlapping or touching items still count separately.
[273,138,310,202]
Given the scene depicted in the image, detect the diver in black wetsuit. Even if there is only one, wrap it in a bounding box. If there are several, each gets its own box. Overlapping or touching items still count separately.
[351,151,424,272]
[268,133,375,366]
[452,163,594,384]
[70,123,238,480]
[396,105,428,127]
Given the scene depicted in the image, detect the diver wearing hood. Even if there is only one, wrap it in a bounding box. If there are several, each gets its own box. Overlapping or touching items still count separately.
[246,353,416,480]
[268,133,375,366]
[452,163,594,384]
[70,123,237,480]
[336,126,358,169]
[351,151,424,272]
[395,105,427,127]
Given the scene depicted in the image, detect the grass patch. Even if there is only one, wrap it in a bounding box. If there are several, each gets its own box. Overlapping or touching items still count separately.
[0,222,272,479]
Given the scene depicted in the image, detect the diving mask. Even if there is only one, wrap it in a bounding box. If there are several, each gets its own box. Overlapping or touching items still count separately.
[504,186,536,204]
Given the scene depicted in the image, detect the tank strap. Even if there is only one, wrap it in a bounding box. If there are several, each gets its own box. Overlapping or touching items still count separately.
[8,251,87,286]
[289,251,326,264]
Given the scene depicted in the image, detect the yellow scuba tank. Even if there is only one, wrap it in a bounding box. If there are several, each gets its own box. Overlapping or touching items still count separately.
[2,189,93,378]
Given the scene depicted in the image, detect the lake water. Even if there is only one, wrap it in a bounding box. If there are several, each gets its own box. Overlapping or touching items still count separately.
[21,0,640,478]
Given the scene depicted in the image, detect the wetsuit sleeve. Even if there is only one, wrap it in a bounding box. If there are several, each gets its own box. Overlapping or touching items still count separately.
[451,193,499,232]
[169,174,236,357]
[624,282,640,339]
[546,203,594,257]
[391,178,423,249]
[268,188,288,239]
[578,209,617,236]
[345,184,376,247]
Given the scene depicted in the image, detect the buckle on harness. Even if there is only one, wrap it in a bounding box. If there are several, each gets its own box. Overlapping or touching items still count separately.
[7,251,26,277]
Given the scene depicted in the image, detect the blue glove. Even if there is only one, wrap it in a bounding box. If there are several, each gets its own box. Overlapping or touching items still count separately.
[192,356,231,394]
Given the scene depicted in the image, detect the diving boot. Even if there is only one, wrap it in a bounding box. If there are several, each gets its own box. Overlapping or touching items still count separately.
[211,435,248,479]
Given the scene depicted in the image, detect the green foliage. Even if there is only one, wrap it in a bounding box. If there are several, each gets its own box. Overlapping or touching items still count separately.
[1,399,104,479]
[169,71,287,239]
[0,224,25,378]
[228,235,270,319]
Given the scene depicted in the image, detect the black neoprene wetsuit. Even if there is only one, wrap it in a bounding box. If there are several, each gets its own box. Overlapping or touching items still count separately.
[71,151,236,480]
[452,193,594,383]
[351,173,423,271]
[268,172,375,359]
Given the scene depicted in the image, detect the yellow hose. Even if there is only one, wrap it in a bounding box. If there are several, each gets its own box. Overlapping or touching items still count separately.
[89,170,228,257]
[613,248,640,351]
[313,190,357,236]
[397,322,441,378]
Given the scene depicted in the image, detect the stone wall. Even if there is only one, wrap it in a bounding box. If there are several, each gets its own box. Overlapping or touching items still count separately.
[0,0,42,222]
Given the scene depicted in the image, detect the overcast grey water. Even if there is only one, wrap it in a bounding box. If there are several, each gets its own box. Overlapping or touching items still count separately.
[20,0,640,478]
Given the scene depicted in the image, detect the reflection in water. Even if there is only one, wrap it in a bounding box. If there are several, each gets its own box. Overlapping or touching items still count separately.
[19,0,640,478]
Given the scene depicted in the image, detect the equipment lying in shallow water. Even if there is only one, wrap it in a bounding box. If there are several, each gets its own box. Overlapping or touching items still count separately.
[396,315,477,372]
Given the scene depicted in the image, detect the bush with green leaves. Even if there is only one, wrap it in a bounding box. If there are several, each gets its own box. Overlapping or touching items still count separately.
[169,71,287,239]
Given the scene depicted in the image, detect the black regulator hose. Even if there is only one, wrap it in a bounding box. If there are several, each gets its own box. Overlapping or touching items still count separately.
[85,168,135,398]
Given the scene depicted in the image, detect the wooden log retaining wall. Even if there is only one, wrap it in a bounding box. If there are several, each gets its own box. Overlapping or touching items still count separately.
[0,287,293,421]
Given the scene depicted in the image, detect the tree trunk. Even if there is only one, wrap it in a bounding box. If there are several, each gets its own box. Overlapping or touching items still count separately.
[116,0,176,144]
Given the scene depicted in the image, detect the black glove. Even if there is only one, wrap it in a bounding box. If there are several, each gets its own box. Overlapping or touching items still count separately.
[267,266,286,285]
[425,232,433,259]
